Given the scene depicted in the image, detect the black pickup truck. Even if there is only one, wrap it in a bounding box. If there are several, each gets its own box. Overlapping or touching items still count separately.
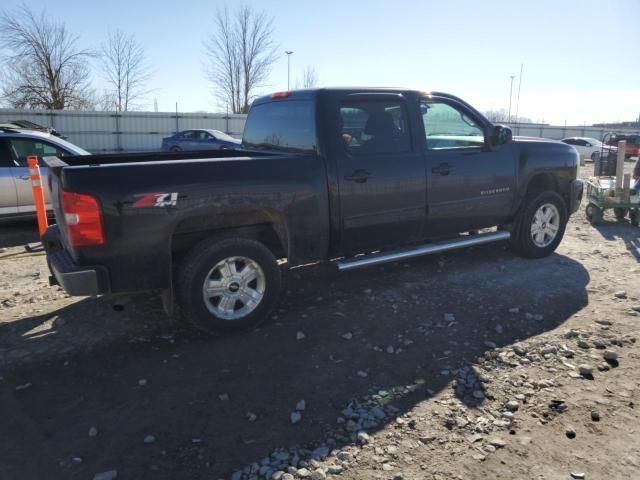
[43,88,583,334]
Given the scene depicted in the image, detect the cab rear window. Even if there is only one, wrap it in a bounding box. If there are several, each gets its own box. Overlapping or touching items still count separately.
[242,100,316,153]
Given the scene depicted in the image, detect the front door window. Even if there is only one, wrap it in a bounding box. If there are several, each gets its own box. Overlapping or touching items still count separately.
[421,101,485,150]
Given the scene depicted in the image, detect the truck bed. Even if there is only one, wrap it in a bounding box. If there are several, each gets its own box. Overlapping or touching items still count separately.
[43,149,331,294]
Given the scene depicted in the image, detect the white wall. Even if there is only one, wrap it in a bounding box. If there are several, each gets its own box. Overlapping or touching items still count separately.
[505,122,640,142]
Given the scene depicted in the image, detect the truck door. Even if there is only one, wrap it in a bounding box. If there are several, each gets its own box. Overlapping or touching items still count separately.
[420,97,516,235]
[334,94,427,254]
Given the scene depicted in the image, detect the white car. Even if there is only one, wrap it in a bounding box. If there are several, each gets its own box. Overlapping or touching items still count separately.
[0,125,90,220]
[560,137,617,161]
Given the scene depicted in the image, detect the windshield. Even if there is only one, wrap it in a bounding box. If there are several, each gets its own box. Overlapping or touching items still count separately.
[211,130,238,142]
[585,138,602,146]
[50,136,91,155]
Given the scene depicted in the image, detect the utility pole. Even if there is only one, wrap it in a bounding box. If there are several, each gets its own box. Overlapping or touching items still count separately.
[507,75,515,123]
[285,51,294,90]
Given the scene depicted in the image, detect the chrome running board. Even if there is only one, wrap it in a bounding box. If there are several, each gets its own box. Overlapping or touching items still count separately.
[335,231,511,272]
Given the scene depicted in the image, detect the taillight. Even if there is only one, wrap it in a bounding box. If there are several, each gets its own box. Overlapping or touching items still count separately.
[271,91,291,99]
[61,191,104,247]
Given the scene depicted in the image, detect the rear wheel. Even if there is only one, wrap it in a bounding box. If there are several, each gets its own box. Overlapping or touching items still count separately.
[177,236,281,335]
[614,207,628,220]
[511,191,567,258]
[585,203,603,225]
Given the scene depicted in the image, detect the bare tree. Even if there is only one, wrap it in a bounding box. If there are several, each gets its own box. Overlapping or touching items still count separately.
[204,5,278,114]
[296,66,318,89]
[100,30,151,112]
[0,5,94,109]
[89,90,117,111]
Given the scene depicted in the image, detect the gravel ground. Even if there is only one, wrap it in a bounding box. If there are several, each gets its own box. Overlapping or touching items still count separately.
[1,164,638,480]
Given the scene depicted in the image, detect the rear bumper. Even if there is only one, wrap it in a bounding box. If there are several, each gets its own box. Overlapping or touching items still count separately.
[569,179,584,215]
[43,226,110,296]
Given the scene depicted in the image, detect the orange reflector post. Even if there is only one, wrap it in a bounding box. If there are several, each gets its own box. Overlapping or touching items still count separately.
[27,156,49,237]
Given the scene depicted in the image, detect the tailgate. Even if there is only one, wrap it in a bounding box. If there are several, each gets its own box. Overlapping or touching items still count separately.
[43,156,71,250]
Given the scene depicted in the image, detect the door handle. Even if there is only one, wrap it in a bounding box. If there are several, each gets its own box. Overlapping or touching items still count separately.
[344,169,371,183]
[431,163,454,176]
[18,175,30,181]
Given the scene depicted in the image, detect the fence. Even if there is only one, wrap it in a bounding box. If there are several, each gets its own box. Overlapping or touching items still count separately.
[1,108,639,153]
[0,108,247,153]
[504,122,640,142]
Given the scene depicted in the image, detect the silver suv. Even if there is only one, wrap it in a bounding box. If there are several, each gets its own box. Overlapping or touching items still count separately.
[0,125,90,220]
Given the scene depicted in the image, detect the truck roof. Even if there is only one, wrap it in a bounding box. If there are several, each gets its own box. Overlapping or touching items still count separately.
[251,88,488,127]
[251,87,468,104]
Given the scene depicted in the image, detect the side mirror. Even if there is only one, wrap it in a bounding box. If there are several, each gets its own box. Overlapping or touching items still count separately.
[492,125,512,146]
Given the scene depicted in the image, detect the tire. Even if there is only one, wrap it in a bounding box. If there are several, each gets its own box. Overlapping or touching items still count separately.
[177,236,281,335]
[590,152,598,161]
[613,207,628,220]
[170,146,181,152]
[511,191,567,258]
[585,203,603,225]
[630,209,639,227]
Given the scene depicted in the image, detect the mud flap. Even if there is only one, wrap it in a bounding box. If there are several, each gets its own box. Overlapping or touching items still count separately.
[161,284,174,316]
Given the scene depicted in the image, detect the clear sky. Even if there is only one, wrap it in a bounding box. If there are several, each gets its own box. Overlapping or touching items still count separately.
[2,0,639,125]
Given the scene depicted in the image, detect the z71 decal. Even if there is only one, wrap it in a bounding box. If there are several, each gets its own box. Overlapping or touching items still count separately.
[132,192,179,208]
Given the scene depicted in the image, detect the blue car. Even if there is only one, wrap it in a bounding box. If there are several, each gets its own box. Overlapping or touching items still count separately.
[162,129,241,152]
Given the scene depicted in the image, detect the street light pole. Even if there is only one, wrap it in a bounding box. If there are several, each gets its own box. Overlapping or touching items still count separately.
[507,75,515,123]
[285,51,293,90]
[515,63,523,124]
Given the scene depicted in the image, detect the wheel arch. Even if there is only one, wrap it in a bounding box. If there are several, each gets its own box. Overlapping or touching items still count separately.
[170,209,289,265]
[525,172,560,197]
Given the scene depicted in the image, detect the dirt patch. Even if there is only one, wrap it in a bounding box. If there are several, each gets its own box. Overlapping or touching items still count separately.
[1,164,638,480]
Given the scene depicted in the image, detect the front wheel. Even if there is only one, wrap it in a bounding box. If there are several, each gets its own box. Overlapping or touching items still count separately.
[511,191,567,258]
[177,236,282,335]
[630,209,639,227]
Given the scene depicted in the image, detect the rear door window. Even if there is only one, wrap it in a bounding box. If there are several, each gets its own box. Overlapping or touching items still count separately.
[243,100,316,153]
[338,100,411,155]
